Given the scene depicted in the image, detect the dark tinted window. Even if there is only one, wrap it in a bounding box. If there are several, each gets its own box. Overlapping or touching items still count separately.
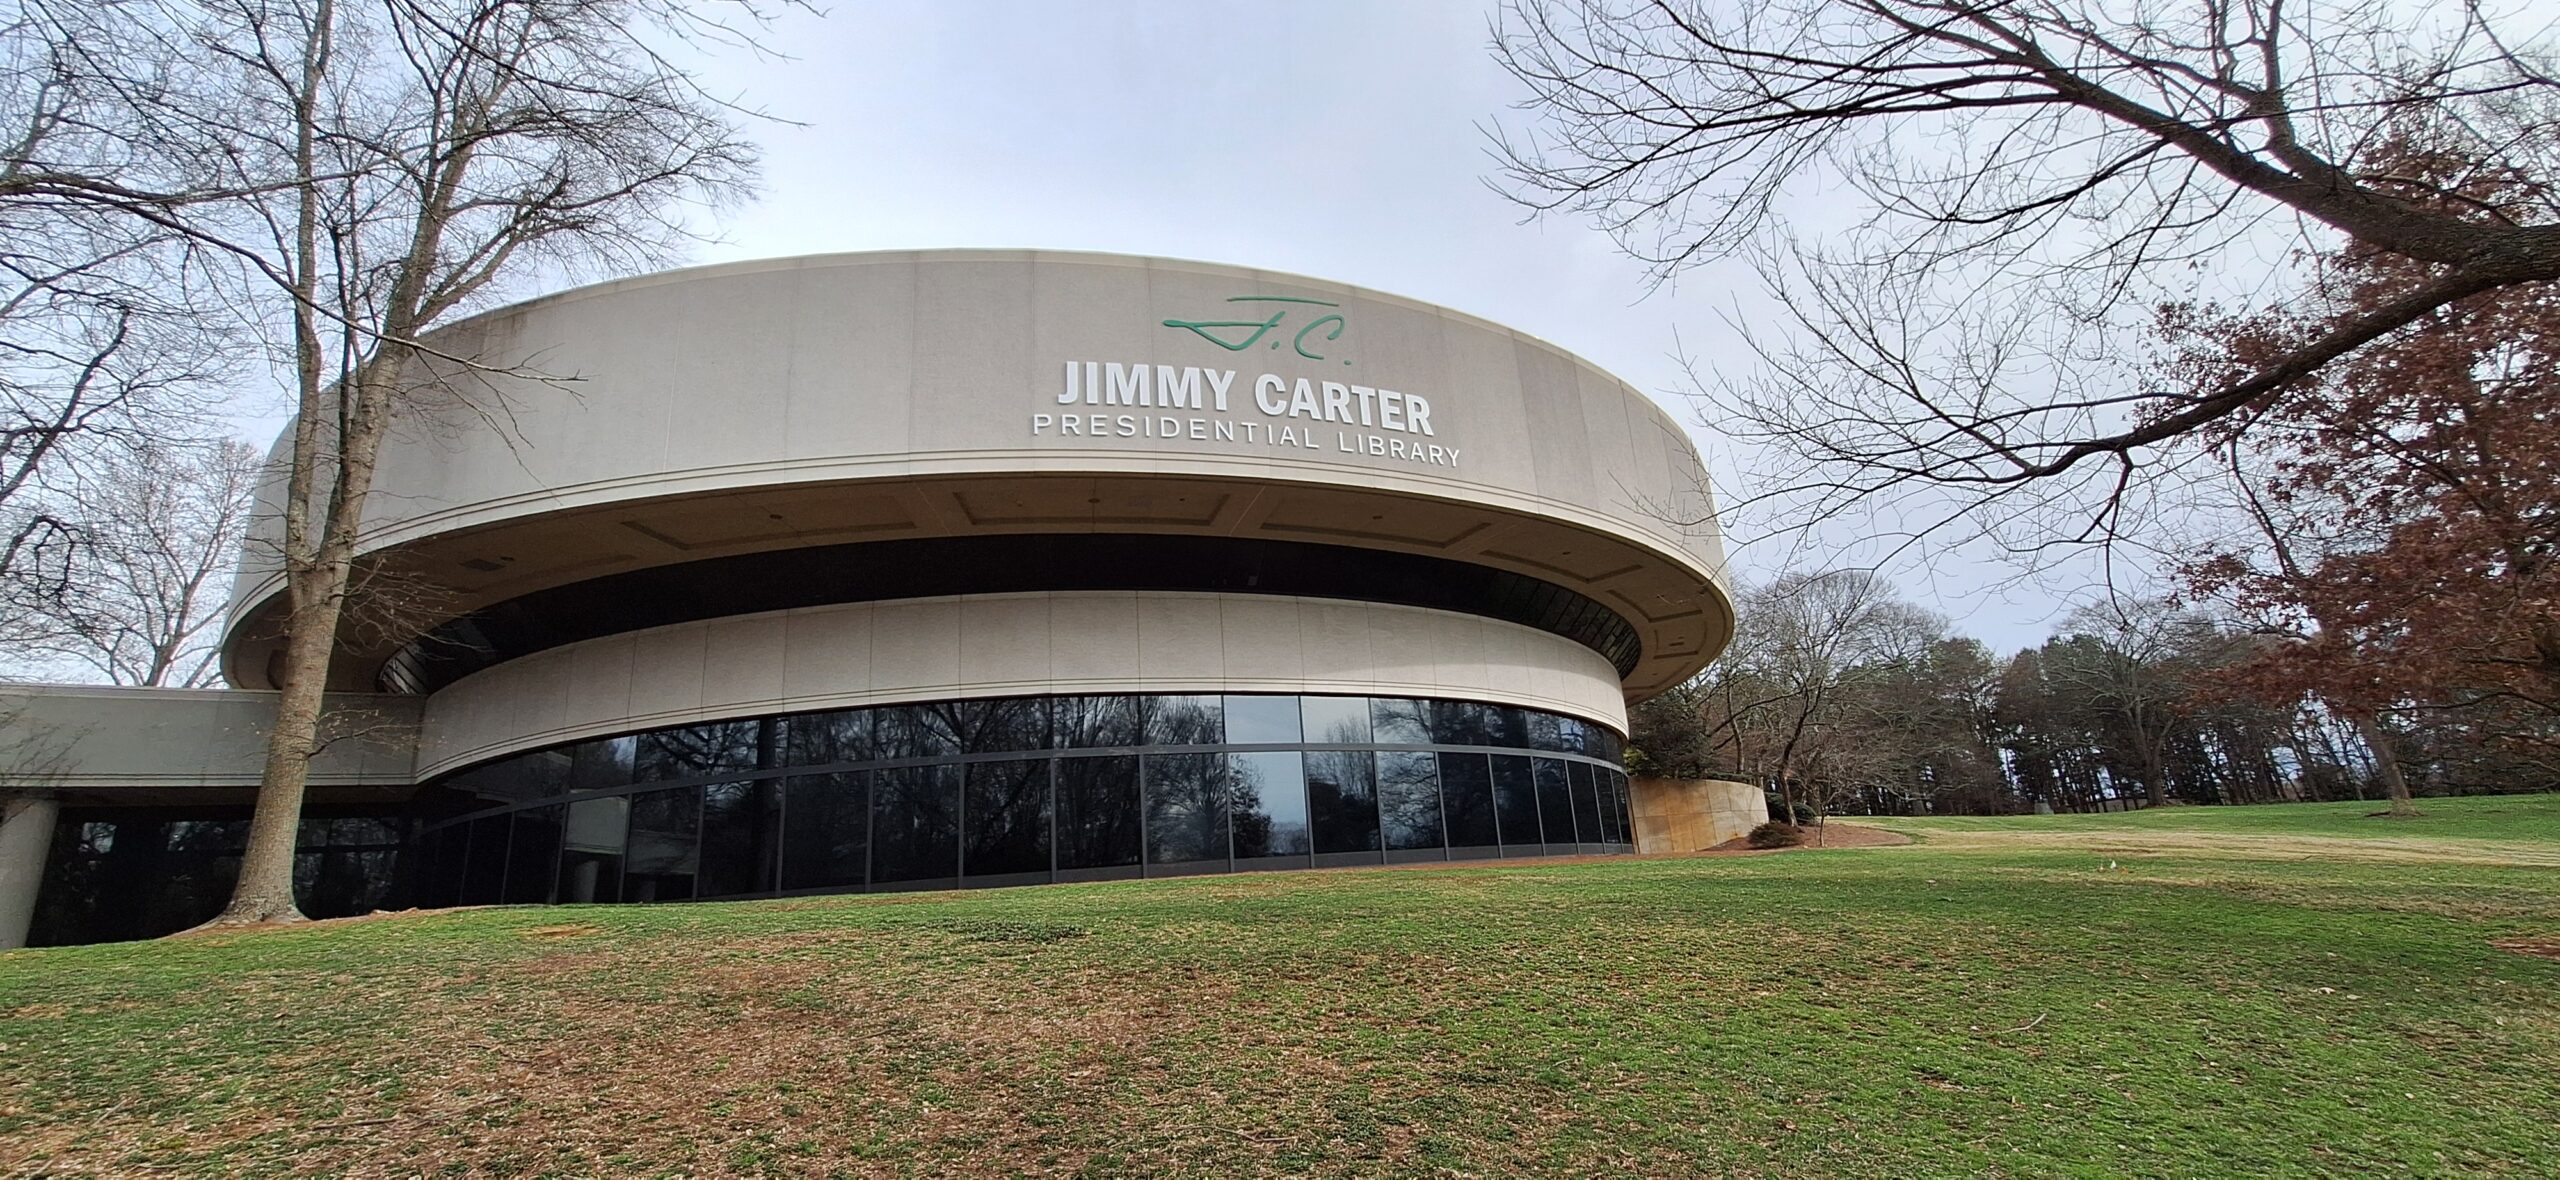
[1228,751,1310,859]
[1491,755,1541,849]
[1299,695,1371,744]
[414,694,1632,911]
[1056,755,1141,870]
[1305,747,1379,854]
[556,795,627,903]
[449,757,559,804]
[426,825,469,906]
[875,706,962,761]
[1222,695,1301,745]
[567,735,635,790]
[872,764,961,884]
[1568,761,1602,846]
[785,709,873,766]
[1376,751,1444,851]
[635,721,761,782]
[780,773,868,892]
[460,814,510,904]
[321,849,402,915]
[1369,698,1431,745]
[502,806,562,904]
[624,786,700,902]
[964,759,1051,878]
[1437,753,1498,850]
[700,781,780,897]
[1558,716,1593,757]
[1533,758,1576,843]
[1145,753,1228,866]
[1426,701,1498,747]
[1055,696,1144,748]
[954,698,1050,754]
[1145,696,1223,746]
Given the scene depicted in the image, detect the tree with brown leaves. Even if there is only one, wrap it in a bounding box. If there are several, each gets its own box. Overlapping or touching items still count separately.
[2174,139,2560,816]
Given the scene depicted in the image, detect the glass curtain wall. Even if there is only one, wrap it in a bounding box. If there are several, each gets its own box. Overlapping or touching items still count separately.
[415,693,1635,906]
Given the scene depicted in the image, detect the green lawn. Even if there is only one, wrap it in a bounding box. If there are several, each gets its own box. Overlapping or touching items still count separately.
[4,800,2558,1178]
[1878,791,2560,845]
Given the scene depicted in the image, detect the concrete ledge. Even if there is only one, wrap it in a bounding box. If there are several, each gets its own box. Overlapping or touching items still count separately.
[1629,776,1768,853]
[0,684,420,800]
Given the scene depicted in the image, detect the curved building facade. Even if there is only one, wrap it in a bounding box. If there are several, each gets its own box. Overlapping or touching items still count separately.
[5,250,1732,943]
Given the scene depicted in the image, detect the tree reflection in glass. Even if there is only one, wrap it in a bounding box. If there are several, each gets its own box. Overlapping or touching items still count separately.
[1145,696,1224,746]
[1568,760,1602,846]
[872,764,960,883]
[623,785,700,901]
[1533,757,1576,843]
[1306,745,1379,854]
[1369,698,1432,745]
[1228,750,1310,859]
[780,773,866,891]
[784,709,874,767]
[1375,750,1444,851]
[1055,696,1144,748]
[1491,755,1542,850]
[1145,752,1229,866]
[634,721,760,781]
[1056,755,1141,868]
[964,759,1050,877]
[1298,695,1371,744]
[1437,752,1498,849]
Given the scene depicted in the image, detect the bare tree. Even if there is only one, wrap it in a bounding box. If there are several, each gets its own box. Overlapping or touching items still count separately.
[27,0,790,927]
[0,0,229,590]
[1682,570,1946,822]
[2040,599,2242,807]
[0,438,262,686]
[1493,0,2560,547]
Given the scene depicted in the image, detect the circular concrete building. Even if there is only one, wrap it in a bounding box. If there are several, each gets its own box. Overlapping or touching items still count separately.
[4,250,1733,940]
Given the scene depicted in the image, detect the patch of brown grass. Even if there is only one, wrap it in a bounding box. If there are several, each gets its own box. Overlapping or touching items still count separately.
[2493,937,2560,963]
[1900,828,2560,868]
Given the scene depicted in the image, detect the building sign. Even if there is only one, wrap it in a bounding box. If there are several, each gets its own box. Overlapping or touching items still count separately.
[1028,295,1462,469]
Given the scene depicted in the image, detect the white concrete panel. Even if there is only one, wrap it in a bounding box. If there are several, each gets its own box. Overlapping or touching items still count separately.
[911,257,1039,455]
[225,248,1740,701]
[1047,592,1141,685]
[626,624,709,724]
[1218,595,1305,684]
[701,614,789,714]
[563,634,639,738]
[647,271,796,471]
[784,257,917,461]
[411,592,1628,779]
[1515,337,1596,507]
[868,599,964,696]
[1360,600,1441,689]
[0,687,420,790]
[780,604,872,702]
[1293,598,1375,683]
[958,594,1052,692]
[1135,593,1227,683]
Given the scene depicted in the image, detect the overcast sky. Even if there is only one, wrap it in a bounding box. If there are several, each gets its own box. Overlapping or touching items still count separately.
[661,1,2086,651]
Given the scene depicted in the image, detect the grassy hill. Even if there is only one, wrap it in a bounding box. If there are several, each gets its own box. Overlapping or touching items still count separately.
[4,795,2557,1177]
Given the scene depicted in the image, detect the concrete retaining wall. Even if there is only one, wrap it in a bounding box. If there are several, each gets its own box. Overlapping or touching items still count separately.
[1629,776,1768,854]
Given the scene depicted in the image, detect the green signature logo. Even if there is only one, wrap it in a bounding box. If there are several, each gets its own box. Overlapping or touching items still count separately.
[1163,296,1351,365]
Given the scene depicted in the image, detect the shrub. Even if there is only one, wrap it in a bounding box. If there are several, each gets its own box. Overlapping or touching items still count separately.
[1747,822,1806,849]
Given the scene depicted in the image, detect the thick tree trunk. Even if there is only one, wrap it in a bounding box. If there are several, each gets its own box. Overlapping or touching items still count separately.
[207,587,337,925]
[2139,743,2168,809]
[2350,713,2417,818]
